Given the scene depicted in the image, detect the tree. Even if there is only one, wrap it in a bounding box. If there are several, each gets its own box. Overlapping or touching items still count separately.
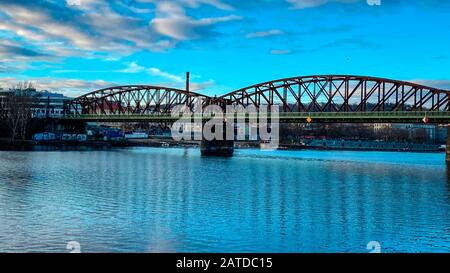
[413,128,428,144]
[5,82,36,142]
[280,123,305,142]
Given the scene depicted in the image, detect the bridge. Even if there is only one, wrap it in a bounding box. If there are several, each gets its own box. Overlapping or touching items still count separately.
[3,74,450,157]
[64,75,450,123]
[61,74,450,158]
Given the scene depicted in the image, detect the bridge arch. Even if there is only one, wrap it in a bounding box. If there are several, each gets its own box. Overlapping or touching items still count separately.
[67,85,211,115]
[220,75,450,112]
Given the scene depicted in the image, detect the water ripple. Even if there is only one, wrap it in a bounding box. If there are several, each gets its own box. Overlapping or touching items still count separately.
[0,148,449,253]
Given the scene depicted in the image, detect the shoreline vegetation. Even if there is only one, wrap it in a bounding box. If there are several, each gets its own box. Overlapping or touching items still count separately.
[0,137,444,153]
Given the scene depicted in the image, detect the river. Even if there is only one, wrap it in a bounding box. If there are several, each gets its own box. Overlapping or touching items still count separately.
[0,148,449,253]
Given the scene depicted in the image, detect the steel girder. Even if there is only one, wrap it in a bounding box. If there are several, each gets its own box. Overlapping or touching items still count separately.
[219,75,450,113]
[67,85,211,116]
[65,76,450,117]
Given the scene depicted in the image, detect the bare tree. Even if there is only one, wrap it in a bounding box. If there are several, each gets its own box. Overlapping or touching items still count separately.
[413,128,428,144]
[5,81,36,142]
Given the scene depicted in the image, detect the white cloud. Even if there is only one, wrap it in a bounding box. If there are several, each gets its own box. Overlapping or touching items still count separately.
[118,62,216,91]
[66,0,81,6]
[411,80,450,90]
[148,67,184,82]
[287,0,359,9]
[119,62,146,73]
[180,0,234,10]
[0,62,28,73]
[246,29,284,38]
[150,1,241,40]
[190,79,215,91]
[0,77,115,97]
[0,0,241,62]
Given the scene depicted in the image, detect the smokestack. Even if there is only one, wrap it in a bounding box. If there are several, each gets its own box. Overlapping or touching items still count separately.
[186,72,190,92]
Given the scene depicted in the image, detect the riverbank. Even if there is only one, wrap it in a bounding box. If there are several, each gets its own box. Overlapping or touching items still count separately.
[0,138,445,153]
[0,137,199,151]
[279,140,445,153]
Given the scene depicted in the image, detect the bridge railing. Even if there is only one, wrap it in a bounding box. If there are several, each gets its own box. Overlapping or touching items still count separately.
[279,111,450,118]
[62,111,450,120]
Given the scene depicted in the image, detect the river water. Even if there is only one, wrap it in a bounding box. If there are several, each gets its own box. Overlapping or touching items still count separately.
[0,148,449,253]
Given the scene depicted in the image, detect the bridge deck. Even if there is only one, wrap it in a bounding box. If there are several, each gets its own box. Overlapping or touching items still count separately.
[61,111,450,123]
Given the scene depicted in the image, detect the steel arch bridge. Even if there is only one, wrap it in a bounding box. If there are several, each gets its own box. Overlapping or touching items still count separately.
[221,75,450,112]
[67,85,211,116]
[64,75,450,123]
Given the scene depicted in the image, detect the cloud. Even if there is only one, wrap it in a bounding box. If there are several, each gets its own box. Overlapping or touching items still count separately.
[411,80,450,90]
[119,62,146,73]
[0,67,216,96]
[0,61,31,74]
[0,41,55,73]
[0,63,19,74]
[150,2,241,40]
[0,77,115,96]
[270,49,292,55]
[116,62,184,83]
[0,44,51,60]
[0,0,241,63]
[116,62,216,91]
[245,29,284,39]
[0,1,156,59]
[190,79,215,91]
[180,0,234,10]
[148,67,185,83]
[286,0,360,9]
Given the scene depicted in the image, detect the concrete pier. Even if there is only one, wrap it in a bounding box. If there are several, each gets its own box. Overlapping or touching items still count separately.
[200,119,234,157]
[200,139,234,156]
[446,125,450,163]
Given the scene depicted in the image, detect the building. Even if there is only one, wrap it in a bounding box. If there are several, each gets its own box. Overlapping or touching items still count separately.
[32,90,73,118]
[0,89,7,118]
[372,123,439,143]
[395,124,437,141]
[373,123,390,135]
[0,88,73,118]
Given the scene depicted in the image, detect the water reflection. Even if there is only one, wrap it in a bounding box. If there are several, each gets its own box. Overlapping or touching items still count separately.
[0,148,449,252]
[446,163,450,183]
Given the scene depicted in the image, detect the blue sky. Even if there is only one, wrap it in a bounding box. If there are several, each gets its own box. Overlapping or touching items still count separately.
[1,0,450,97]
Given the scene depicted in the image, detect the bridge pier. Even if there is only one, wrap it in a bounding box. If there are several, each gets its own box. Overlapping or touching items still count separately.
[446,125,450,163]
[200,119,234,157]
[200,139,234,156]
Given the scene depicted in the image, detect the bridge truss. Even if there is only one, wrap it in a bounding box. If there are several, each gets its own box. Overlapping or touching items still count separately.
[66,85,211,116]
[220,75,450,113]
[62,75,450,123]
